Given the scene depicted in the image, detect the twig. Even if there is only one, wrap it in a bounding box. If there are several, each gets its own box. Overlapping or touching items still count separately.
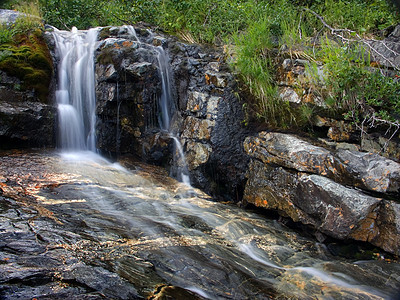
[302,7,400,70]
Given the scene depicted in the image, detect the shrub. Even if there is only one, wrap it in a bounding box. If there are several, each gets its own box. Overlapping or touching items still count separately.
[308,38,400,132]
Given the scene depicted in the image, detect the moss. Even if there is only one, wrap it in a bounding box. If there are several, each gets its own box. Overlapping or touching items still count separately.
[96,46,116,65]
[98,27,111,40]
[0,30,53,103]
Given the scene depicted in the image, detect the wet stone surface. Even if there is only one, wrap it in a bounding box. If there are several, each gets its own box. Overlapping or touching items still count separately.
[0,150,400,299]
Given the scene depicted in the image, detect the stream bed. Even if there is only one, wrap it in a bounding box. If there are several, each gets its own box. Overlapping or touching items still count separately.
[0,150,399,299]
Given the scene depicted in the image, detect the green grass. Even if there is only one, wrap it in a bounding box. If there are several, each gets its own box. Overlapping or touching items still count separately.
[1,0,399,129]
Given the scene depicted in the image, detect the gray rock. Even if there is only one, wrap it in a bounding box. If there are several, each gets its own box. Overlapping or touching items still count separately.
[337,150,400,193]
[244,131,400,254]
[279,87,301,103]
[0,9,24,25]
[296,174,381,240]
[124,62,154,77]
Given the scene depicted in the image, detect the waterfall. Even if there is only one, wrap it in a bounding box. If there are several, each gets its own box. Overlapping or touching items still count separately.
[155,45,191,185]
[52,27,99,151]
[156,46,173,131]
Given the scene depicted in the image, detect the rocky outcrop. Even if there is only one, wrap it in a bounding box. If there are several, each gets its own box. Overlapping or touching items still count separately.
[174,48,248,199]
[0,97,55,148]
[0,69,55,149]
[244,131,400,255]
[94,26,248,199]
[0,10,55,149]
[277,53,400,163]
[94,26,161,156]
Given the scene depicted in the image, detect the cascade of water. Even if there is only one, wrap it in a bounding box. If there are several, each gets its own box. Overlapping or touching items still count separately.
[156,46,191,185]
[52,27,99,151]
[133,28,191,185]
[156,46,173,131]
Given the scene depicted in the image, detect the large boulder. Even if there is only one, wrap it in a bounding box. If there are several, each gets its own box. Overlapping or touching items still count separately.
[244,131,400,255]
[244,132,400,195]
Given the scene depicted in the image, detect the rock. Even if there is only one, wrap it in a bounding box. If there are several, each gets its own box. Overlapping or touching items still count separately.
[295,174,381,240]
[279,87,301,104]
[63,264,140,299]
[186,91,208,116]
[0,100,55,148]
[243,160,308,222]
[96,64,118,82]
[124,62,155,78]
[244,131,400,254]
[185,141,212,170]
[244,132,346,181]
[337,150,400,194]
[0,9,25,25]
[181,116,213,141]
[150,285,207,300]
[368,24,400,68]
[95,30,160,155]
[327,125,351,142]
[245,132,400,195]
[371,201,400,255]
[205,71,228,88]
[361,135,400,162]
[142,132,173,165]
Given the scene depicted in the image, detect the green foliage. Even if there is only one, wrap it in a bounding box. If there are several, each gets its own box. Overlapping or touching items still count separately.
[2,0,399,129]
[308,38,400,127]
[0,24,13,44]
[232,1,306,127]
[313,0,397,32]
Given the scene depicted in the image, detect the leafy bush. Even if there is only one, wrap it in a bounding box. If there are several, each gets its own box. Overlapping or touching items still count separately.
[308,38,400,130]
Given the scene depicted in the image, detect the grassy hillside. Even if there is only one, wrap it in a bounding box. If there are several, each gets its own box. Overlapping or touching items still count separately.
[1,0,399,131]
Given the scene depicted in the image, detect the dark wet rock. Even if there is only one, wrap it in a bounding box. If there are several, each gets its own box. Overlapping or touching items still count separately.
[94,26,248,200]
[95,31,160,155]
[142,132,174,166]
[244,131,400,254]
[0,72,55,149]
[62,263,140,299]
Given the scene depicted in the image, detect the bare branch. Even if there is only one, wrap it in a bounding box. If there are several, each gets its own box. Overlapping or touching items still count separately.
[302,7,400,71]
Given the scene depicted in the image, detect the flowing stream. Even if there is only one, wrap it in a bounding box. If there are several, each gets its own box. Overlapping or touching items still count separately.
[1,151,398,299]
[23,27,400,299]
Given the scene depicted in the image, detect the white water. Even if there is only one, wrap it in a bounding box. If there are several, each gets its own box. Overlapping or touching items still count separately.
[48,154,395,299]
[140,29,191,185]
[53,27,99,151]
[156,46,173,131]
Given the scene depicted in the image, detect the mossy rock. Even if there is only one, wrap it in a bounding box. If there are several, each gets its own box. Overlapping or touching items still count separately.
[0,29,53,102]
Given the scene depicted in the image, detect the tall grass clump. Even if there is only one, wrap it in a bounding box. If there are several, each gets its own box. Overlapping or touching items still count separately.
[232,1,304,127]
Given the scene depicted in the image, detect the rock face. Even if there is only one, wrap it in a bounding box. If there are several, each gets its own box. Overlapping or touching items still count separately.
[243,131,400,255]
[0,71,55,148]
[95,26,161,156]
[94,26,248,199]
[0,10,55,149]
